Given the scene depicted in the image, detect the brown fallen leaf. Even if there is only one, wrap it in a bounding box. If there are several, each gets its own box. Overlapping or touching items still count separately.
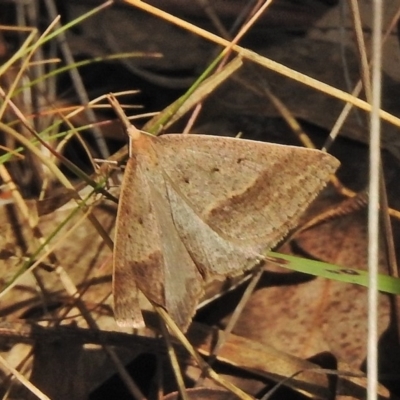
[233,196,391,390]
[186,322,389,399]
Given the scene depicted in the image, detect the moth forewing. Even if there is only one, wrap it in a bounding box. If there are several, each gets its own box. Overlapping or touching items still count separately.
[113,130,340,331]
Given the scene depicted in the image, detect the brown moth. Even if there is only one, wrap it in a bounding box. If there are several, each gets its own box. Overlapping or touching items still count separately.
[112,120,340,331]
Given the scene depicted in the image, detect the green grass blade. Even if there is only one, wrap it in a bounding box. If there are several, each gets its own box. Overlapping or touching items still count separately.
[268,251,400,295]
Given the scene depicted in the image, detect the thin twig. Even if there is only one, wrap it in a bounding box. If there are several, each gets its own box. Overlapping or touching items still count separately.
[368,1,383,399]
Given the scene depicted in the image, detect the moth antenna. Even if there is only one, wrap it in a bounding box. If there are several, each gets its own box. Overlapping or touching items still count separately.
[108,93,143,158]
[108,93,131,129]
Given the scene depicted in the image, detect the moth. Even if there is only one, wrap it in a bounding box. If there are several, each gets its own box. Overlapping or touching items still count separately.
[112,106,340,332]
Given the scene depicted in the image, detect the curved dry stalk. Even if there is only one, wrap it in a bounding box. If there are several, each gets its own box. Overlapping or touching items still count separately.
[156,307,254,400]
[0,354,50,400]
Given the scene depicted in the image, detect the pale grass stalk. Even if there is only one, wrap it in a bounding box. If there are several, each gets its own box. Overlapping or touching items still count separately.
[0,92,114,249]
[0,28,36,79]
[46,91,143,168]
[1,101,143,399]
[156,307,253,400]
[322,3,400,151]
[349,0,372,99]
[160,321,189,400]
[0,16,60,116]
[183,0,273,134]
[167,57,242,130]
[349,0,400,347]
[0,201,93,298]
[196,265,264,387]
[123,0,400,129]
[0,354,50,400]
[368,1,383,399]
[0,171,143,397]
[44,0,110,159]
[0,185,144,399]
